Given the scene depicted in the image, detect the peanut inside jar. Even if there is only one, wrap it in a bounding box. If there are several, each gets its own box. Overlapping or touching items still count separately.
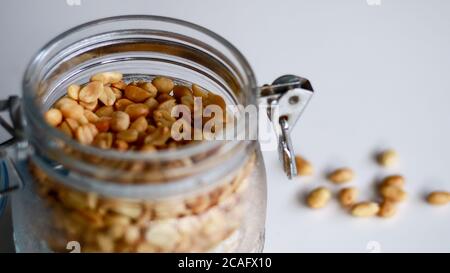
[33,72,255,253]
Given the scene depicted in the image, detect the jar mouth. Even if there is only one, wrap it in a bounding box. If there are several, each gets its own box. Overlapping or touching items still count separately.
[22,15,258,162]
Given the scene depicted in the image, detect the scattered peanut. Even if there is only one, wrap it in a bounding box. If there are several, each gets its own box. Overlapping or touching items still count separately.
[327,168,354,184]
[381,175,405,188]
[351,202,380,217]
[379,184,407,203]
[79,81,103,103]
[427,191,450,205]
[152,76,174,93]
[377,149,399,167]
[378,200,397,218]
[295,156,313,176]
[307,187,331,209]
[338,187,358,208]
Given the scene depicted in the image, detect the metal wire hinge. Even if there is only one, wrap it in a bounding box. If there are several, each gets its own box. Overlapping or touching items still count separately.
[258,75,314,179]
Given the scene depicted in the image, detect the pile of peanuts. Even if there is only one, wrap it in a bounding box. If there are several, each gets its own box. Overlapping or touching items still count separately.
[297,149,450,217]
[44,72,226,151]
[35,72,257,252]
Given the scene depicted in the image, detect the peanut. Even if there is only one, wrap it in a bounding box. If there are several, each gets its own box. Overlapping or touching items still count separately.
[130,116,148,133]
[138,82,158,97]
[295,156,313,176]
[152,76,174,93]
[76,124,95,145]
[124,85,152,102]
[338,187,358,208]
[378,200,396,218]
[79,81,103,103]
[55,97,77,109]
[95,106,114,117]
[90,72,123,84]
[84,110,99,123]
[351,202,380,217]
[377,149,398,167]
[306,187,331,209]
[115,98,134,112]
[381,175,405,188]
[110,111,130,132]
[125,103,150,120]
[99,86,117,106]
[379,184,407,203]
[44,108,63,127]
[192,83,209,99]
[427,191,450,205]
[93,132,113,149]
[116,129,139,143]
[60,103,84,120]
[67,84,80,100]
[327,168,354,184]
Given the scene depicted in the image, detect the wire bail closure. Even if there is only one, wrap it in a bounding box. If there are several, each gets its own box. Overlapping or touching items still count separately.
[259,75,314,179]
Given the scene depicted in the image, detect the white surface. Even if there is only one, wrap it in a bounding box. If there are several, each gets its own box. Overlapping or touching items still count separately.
[1,0,450,252]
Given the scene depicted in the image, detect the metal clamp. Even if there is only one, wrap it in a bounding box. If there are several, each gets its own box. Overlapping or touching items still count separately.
[0,96,25,198]
[259,75,314,179]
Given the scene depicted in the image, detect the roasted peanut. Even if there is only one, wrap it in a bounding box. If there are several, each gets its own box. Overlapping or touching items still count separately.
[427,191,450,205]
[125,103,150,120]
[111,81,127,90]
[377,149,399,167]
[45,108,63,127]
[338,187,358,208]
[152,76,174,93]
[116,129,139,143]
[173,85,192,99]
[79,81,103,103]
[124,85,152,102]
[67,84,80,100]
[60,103,84,120]
[115,98,134,112]
[381,175,405,188]
[84,110,100,123]
[351,202,380,217]
[79,100,98,111]
[76,124,95,145]
[95,106,114,117]
[99,86,117,106]
[192,83,209,99]
[93,132,113,149]
[138,82,158,97]
[110,111,130,132]
[58,121,73,137]
[295,156,313,176]
[306,187,331,209]
[378,200,396,218]
[90,72,123,84]
[327,168,354,184]
[130,116,148,133]
[55,97,78,109]
[95,117,111,133]
[379,184,407,203]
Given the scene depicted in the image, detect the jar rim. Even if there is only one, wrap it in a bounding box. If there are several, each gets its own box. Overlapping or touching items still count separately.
[22,15,258,161]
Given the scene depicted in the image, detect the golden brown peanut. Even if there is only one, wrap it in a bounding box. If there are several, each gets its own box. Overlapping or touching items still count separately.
[157,99,176,112]
[87,123,99,137]
[93,132,113,149]
[75,124,95,145]
[95,106,114,117]
[327,168,354,184]
[125,103,150,120]
[95,117,111,133]
[427,191,450,205]
[156,93,174,103]
[79,81,103,103]
[124,226,141,244]
[54,97,78,109]
[115,98,134,112]
[138,82,158,97]
[116,129,139,143]
[144,97,159,111]
[99,86,117,106]
[338,187,358,208]
[180,95,194,110]
[377,149,399,167]
[44,108,63,127]
[192,83,209,99]
[295,156,313,176]
[306,187,331,209]
[110,111,130,132]
[351,202,380,217]
[130,116,148,133]
[60,103,84,120]
[114,139,129,151]
[173,85,192,99]
[153,109,176,128]
[111,81,127,90]
[111,87,123,100]
[152,76,174,93]
[65,118,80,131]
[144,127,171,146]
[90,72,123,84]
[58,121,73,137]
[205,93,226,111]
[379,184,407,203]
[124,85,152,102]
[84,110,100,123]
[67,84,80,100]
[381,175,405,188]
[79,100,98,111]
[378,200,396,218]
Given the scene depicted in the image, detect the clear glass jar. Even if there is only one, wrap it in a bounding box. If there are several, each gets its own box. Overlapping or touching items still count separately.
[0,15,314,253]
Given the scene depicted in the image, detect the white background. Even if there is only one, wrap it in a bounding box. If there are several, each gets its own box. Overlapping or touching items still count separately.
[1,0,450,252]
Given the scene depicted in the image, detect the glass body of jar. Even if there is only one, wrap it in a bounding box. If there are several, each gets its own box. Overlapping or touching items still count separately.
[9,15,267,253]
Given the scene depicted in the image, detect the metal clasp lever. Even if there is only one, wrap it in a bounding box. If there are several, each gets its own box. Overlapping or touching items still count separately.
[259,75,314,179]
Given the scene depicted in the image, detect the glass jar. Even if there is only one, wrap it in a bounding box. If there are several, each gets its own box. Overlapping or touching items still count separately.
[0,15,314,253]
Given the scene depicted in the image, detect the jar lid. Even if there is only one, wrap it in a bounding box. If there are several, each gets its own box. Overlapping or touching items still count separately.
[0,160,9,217]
